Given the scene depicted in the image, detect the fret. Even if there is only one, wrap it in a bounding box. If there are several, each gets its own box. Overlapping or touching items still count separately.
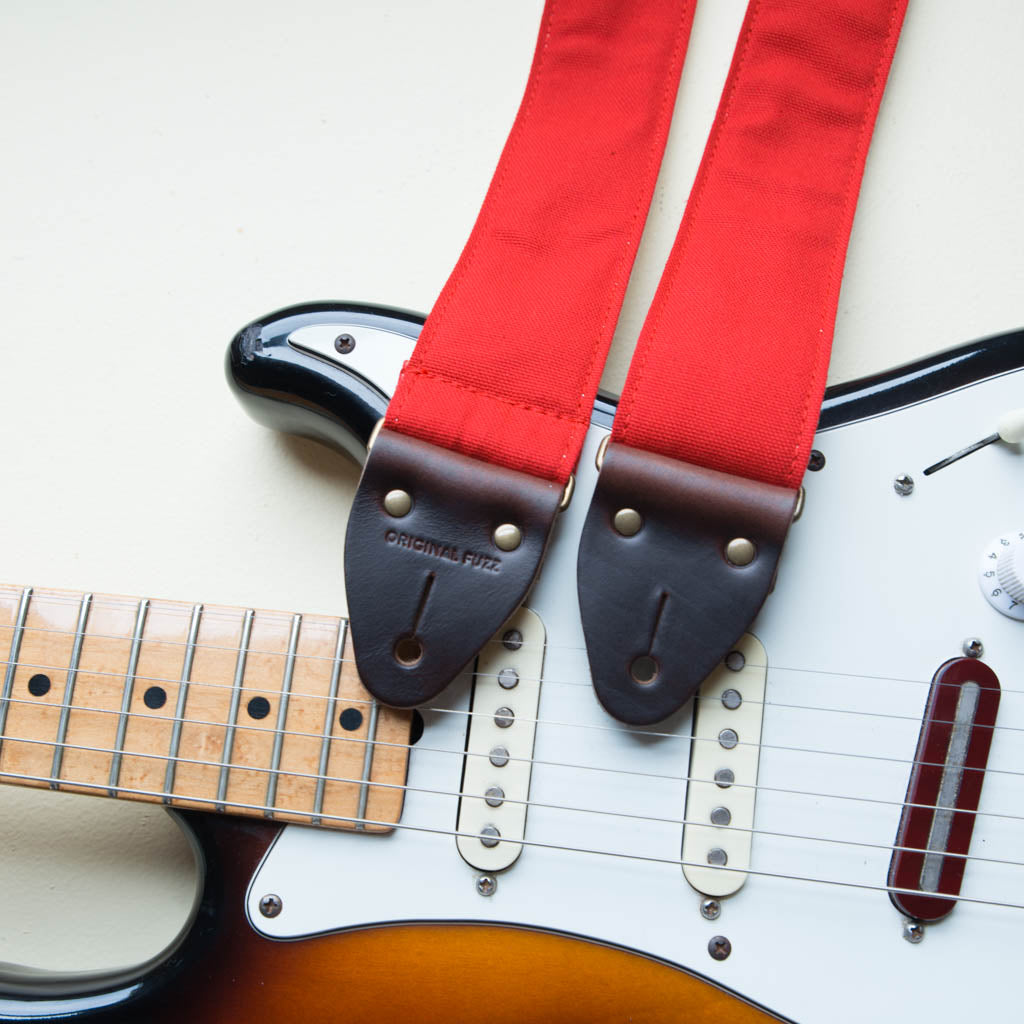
[162,603,202,801]
[271,615,345,824]
[216,608,254,810]
[59,596,144,794]
[50,593,92,787]
[263,613,302,816]
[312,620,346,824]
[0,586,32,744]
[355,699,380,829]
[170,606,250,810]
[0,591,83,786]
[107,599,150,794]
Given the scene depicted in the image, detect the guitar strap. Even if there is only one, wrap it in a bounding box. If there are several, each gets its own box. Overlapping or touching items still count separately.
[345,0,908,720]
[578,0,908,724]
[345,0,698,707]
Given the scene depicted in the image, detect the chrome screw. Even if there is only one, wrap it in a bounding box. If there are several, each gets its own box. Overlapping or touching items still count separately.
[903,919,924,944]
[962,637,984,659]
[708,935,732,961]
[334,333,356,354]
[476,874,497,897]
[894,474,914,496]
[700,898,721,921]
[259,894,283,918]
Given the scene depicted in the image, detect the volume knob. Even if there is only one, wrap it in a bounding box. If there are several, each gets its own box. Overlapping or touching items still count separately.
[979,532,1024,620]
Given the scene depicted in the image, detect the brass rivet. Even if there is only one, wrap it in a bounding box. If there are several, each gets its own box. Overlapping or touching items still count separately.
[613,508,643,537]
[725,537,756,566]
[493,523,522,551]
[383,489,412,517]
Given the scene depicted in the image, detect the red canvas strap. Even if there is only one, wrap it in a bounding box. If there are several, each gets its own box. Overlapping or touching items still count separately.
[579,0,908,724]
[345,0,697,708]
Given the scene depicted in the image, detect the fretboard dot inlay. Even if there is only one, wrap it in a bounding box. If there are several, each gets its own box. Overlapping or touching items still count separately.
[339,707,364,731]
[247,696,271,720]
[27,673,51,697]
[143,686,166,710]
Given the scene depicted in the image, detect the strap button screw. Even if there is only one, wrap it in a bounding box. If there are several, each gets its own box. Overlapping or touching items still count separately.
[383,489,412,517]
[725,537,756,566]
[493,524,522,551]
[613,508,643,536]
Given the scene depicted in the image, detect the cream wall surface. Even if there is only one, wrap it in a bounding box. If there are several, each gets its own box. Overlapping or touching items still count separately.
[0,0,1021,973]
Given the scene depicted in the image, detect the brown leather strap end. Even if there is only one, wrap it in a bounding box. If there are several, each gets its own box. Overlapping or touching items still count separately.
[577,442,798,725]
[344,428,562,707]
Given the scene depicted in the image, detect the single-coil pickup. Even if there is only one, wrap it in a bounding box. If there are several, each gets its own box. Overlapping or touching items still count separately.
[682,633,767,897]
[456,606,545,872]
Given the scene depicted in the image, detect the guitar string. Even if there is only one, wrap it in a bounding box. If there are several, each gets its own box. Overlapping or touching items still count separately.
[4,610,1023,699]
[2,642,1021,751]
[1,689,1023,842]
[0,671,1020,793]
[0,730,1020,873]
[0,760,1021,915]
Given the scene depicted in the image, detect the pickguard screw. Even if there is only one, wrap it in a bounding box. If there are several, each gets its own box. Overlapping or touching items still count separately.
[808,449,826,472]
[334,332,356,354]
[502,629,523,651]
[476,874,497,897]
[259,894,283,918]
[962,637,984,658]
[708,935,732,961]
[894,474,914,496]
[903,919,924,944]
[700,898,721,921]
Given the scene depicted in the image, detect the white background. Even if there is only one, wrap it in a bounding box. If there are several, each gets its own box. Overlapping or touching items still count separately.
[0,0,1021,972]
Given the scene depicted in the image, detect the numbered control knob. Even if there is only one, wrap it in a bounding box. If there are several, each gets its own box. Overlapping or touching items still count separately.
[979,532,1024,620]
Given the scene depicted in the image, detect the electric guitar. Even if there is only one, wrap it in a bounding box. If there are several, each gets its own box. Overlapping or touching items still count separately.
[0,301,1021,1022]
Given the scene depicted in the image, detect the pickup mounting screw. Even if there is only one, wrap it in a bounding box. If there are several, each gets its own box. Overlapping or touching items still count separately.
[708,935,732,961]
[259,894,283,918]
[903,919,924,944]
[700,898,721,921]
[894,474,914,496]
[476,874,497,897]
[962,637,984,658]
[334,332,356,354]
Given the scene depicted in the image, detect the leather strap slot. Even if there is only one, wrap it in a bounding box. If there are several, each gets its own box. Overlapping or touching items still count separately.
[345,429,561,707]
[577,441,797,725]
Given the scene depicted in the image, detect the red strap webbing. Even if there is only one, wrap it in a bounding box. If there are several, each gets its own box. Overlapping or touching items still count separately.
[385,0,697,486]
[613,0,908,489]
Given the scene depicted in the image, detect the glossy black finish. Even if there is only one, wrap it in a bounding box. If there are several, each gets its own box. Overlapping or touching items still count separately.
[226,301,422,463]
[228,302,1024,456]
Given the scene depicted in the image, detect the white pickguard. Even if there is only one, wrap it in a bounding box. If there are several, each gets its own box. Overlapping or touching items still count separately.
[248,344,1024,1024]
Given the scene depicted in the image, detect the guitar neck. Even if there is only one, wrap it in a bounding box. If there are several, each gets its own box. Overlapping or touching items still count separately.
[0,585,411,831]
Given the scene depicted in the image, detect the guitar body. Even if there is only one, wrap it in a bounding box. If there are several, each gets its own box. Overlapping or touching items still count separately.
[2,302,1021,1021]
